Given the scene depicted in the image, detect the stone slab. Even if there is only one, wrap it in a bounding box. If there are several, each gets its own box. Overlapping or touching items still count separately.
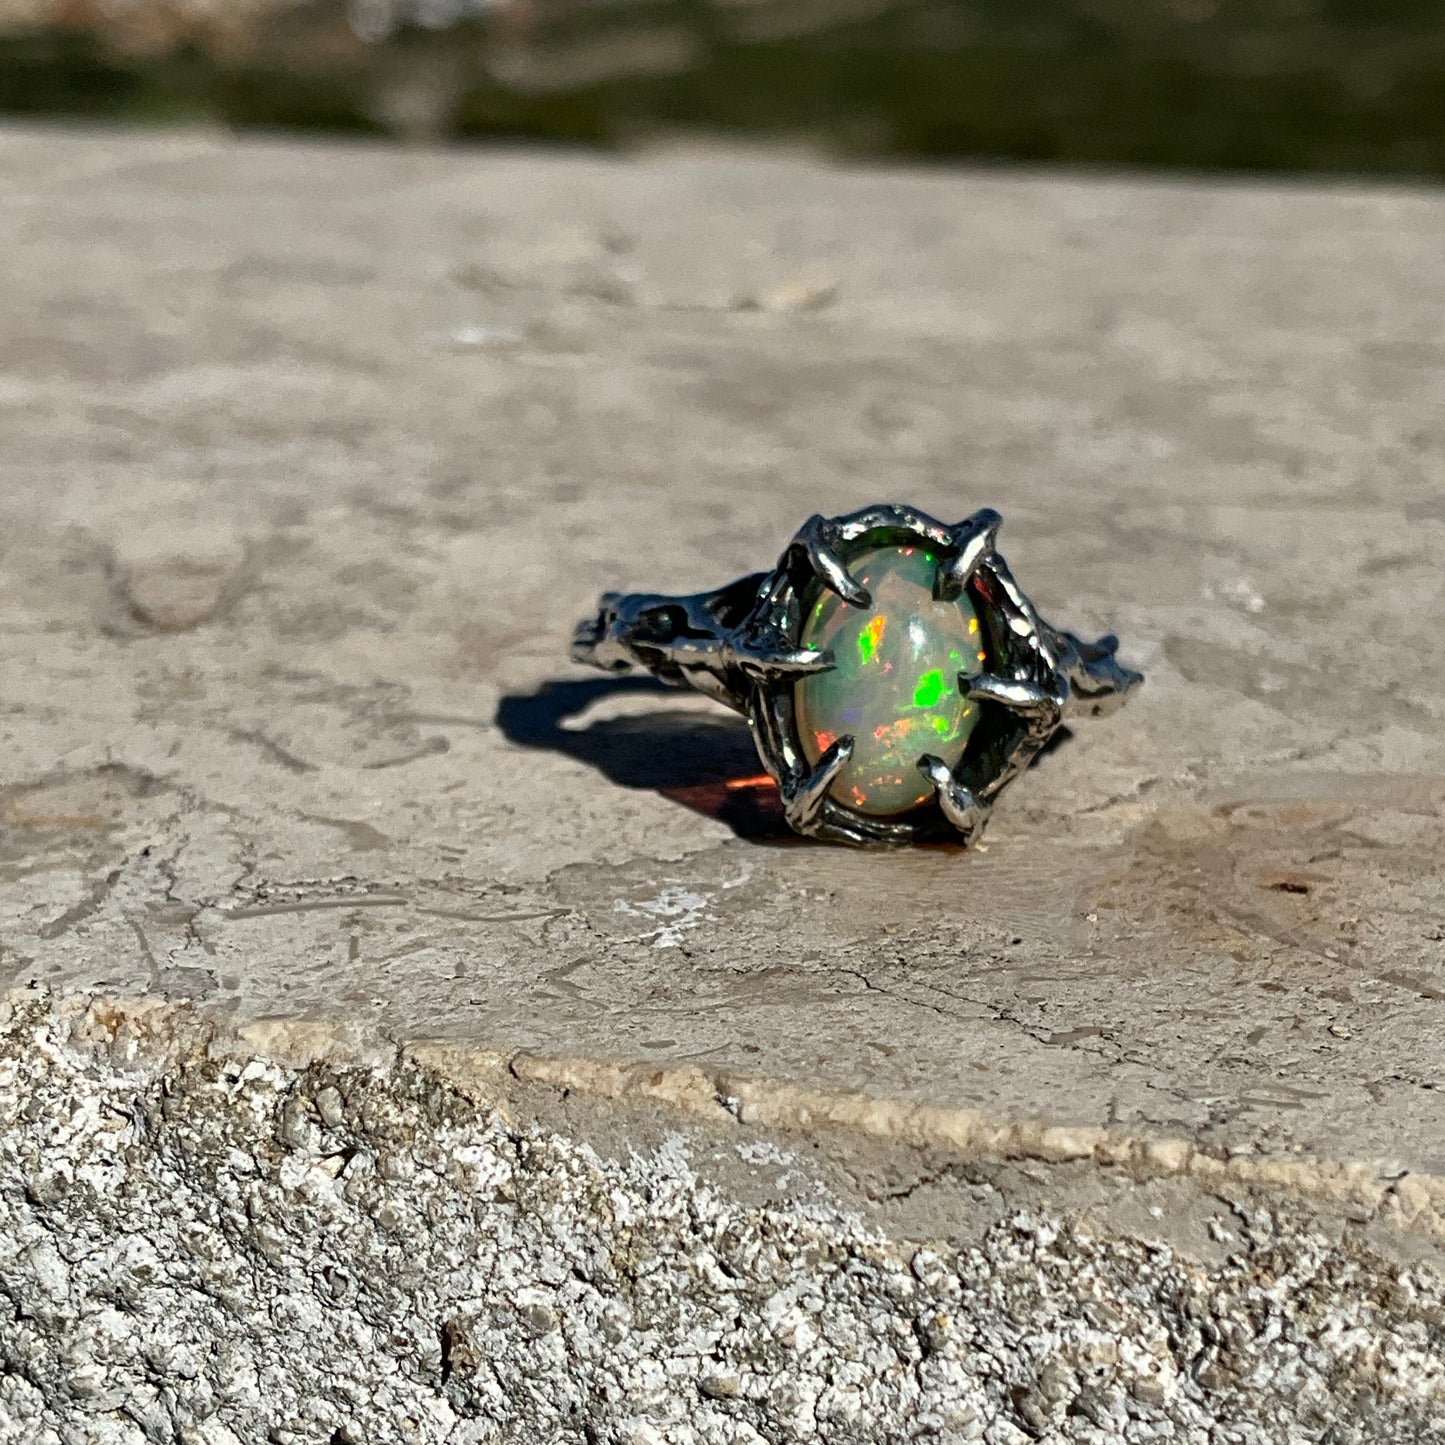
[1,125,1444,1441]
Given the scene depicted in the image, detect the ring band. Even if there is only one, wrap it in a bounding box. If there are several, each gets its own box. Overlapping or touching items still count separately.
[572,504,1142,847]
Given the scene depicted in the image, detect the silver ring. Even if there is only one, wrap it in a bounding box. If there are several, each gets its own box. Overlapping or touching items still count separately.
[571,504,1143,847]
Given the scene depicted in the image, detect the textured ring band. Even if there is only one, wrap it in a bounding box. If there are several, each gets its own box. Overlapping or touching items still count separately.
[571,504,1143,847]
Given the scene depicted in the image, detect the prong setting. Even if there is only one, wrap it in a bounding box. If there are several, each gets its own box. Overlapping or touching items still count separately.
[782,735,854,833]
[965,673,1065,732]
[917,754,987,842]
[934,507,1002,601]
[572,502,1141,847]
[788,514,872,609]
[734,642,833,680]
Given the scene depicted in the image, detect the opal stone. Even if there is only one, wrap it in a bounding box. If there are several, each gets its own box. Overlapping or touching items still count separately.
[794,544,986,817]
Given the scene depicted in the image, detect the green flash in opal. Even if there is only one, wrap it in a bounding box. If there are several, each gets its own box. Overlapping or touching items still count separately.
[857,615,885,665]
[794,545,986,817]
[912,670,946,708]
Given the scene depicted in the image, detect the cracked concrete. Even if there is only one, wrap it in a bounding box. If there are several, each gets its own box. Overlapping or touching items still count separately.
[1,125,1444,1440]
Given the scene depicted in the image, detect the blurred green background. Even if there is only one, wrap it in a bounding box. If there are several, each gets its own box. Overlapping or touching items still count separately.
[3,0,1444,175]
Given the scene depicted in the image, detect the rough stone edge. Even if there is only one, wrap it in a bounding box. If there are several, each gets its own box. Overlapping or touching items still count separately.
[15,985,1445,1445]
[19,987,1442,1240]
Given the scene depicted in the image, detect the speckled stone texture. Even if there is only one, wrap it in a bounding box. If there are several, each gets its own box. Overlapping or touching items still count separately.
[2,126,1444,1442]
[4,995,1445,1445]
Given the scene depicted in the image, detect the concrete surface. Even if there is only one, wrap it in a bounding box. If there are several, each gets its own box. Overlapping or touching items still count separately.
[1,125,1444,1442]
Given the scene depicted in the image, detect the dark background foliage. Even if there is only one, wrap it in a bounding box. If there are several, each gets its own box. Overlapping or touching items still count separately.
[3,0,1444,174]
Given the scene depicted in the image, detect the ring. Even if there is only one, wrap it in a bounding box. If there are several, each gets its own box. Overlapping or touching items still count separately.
[571,504,1143,847]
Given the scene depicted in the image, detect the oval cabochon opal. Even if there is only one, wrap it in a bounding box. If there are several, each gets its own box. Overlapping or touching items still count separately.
[794,545,986,816]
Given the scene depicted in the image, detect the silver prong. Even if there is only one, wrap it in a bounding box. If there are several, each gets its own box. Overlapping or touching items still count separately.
[975,552,1053,654]
[935,508,1002,600]
[791,515,871,609]
[833,504,952,549]
[736,643,835,679]
[917,754,986,840]
[965,672,1062,722]
[783,735,854,832]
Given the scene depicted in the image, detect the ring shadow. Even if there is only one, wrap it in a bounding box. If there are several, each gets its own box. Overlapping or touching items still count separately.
[496,675,1076,845]
[495,675,795,842]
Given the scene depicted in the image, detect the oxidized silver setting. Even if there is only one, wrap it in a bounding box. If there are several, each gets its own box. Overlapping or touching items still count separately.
[572,504,1142,847]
